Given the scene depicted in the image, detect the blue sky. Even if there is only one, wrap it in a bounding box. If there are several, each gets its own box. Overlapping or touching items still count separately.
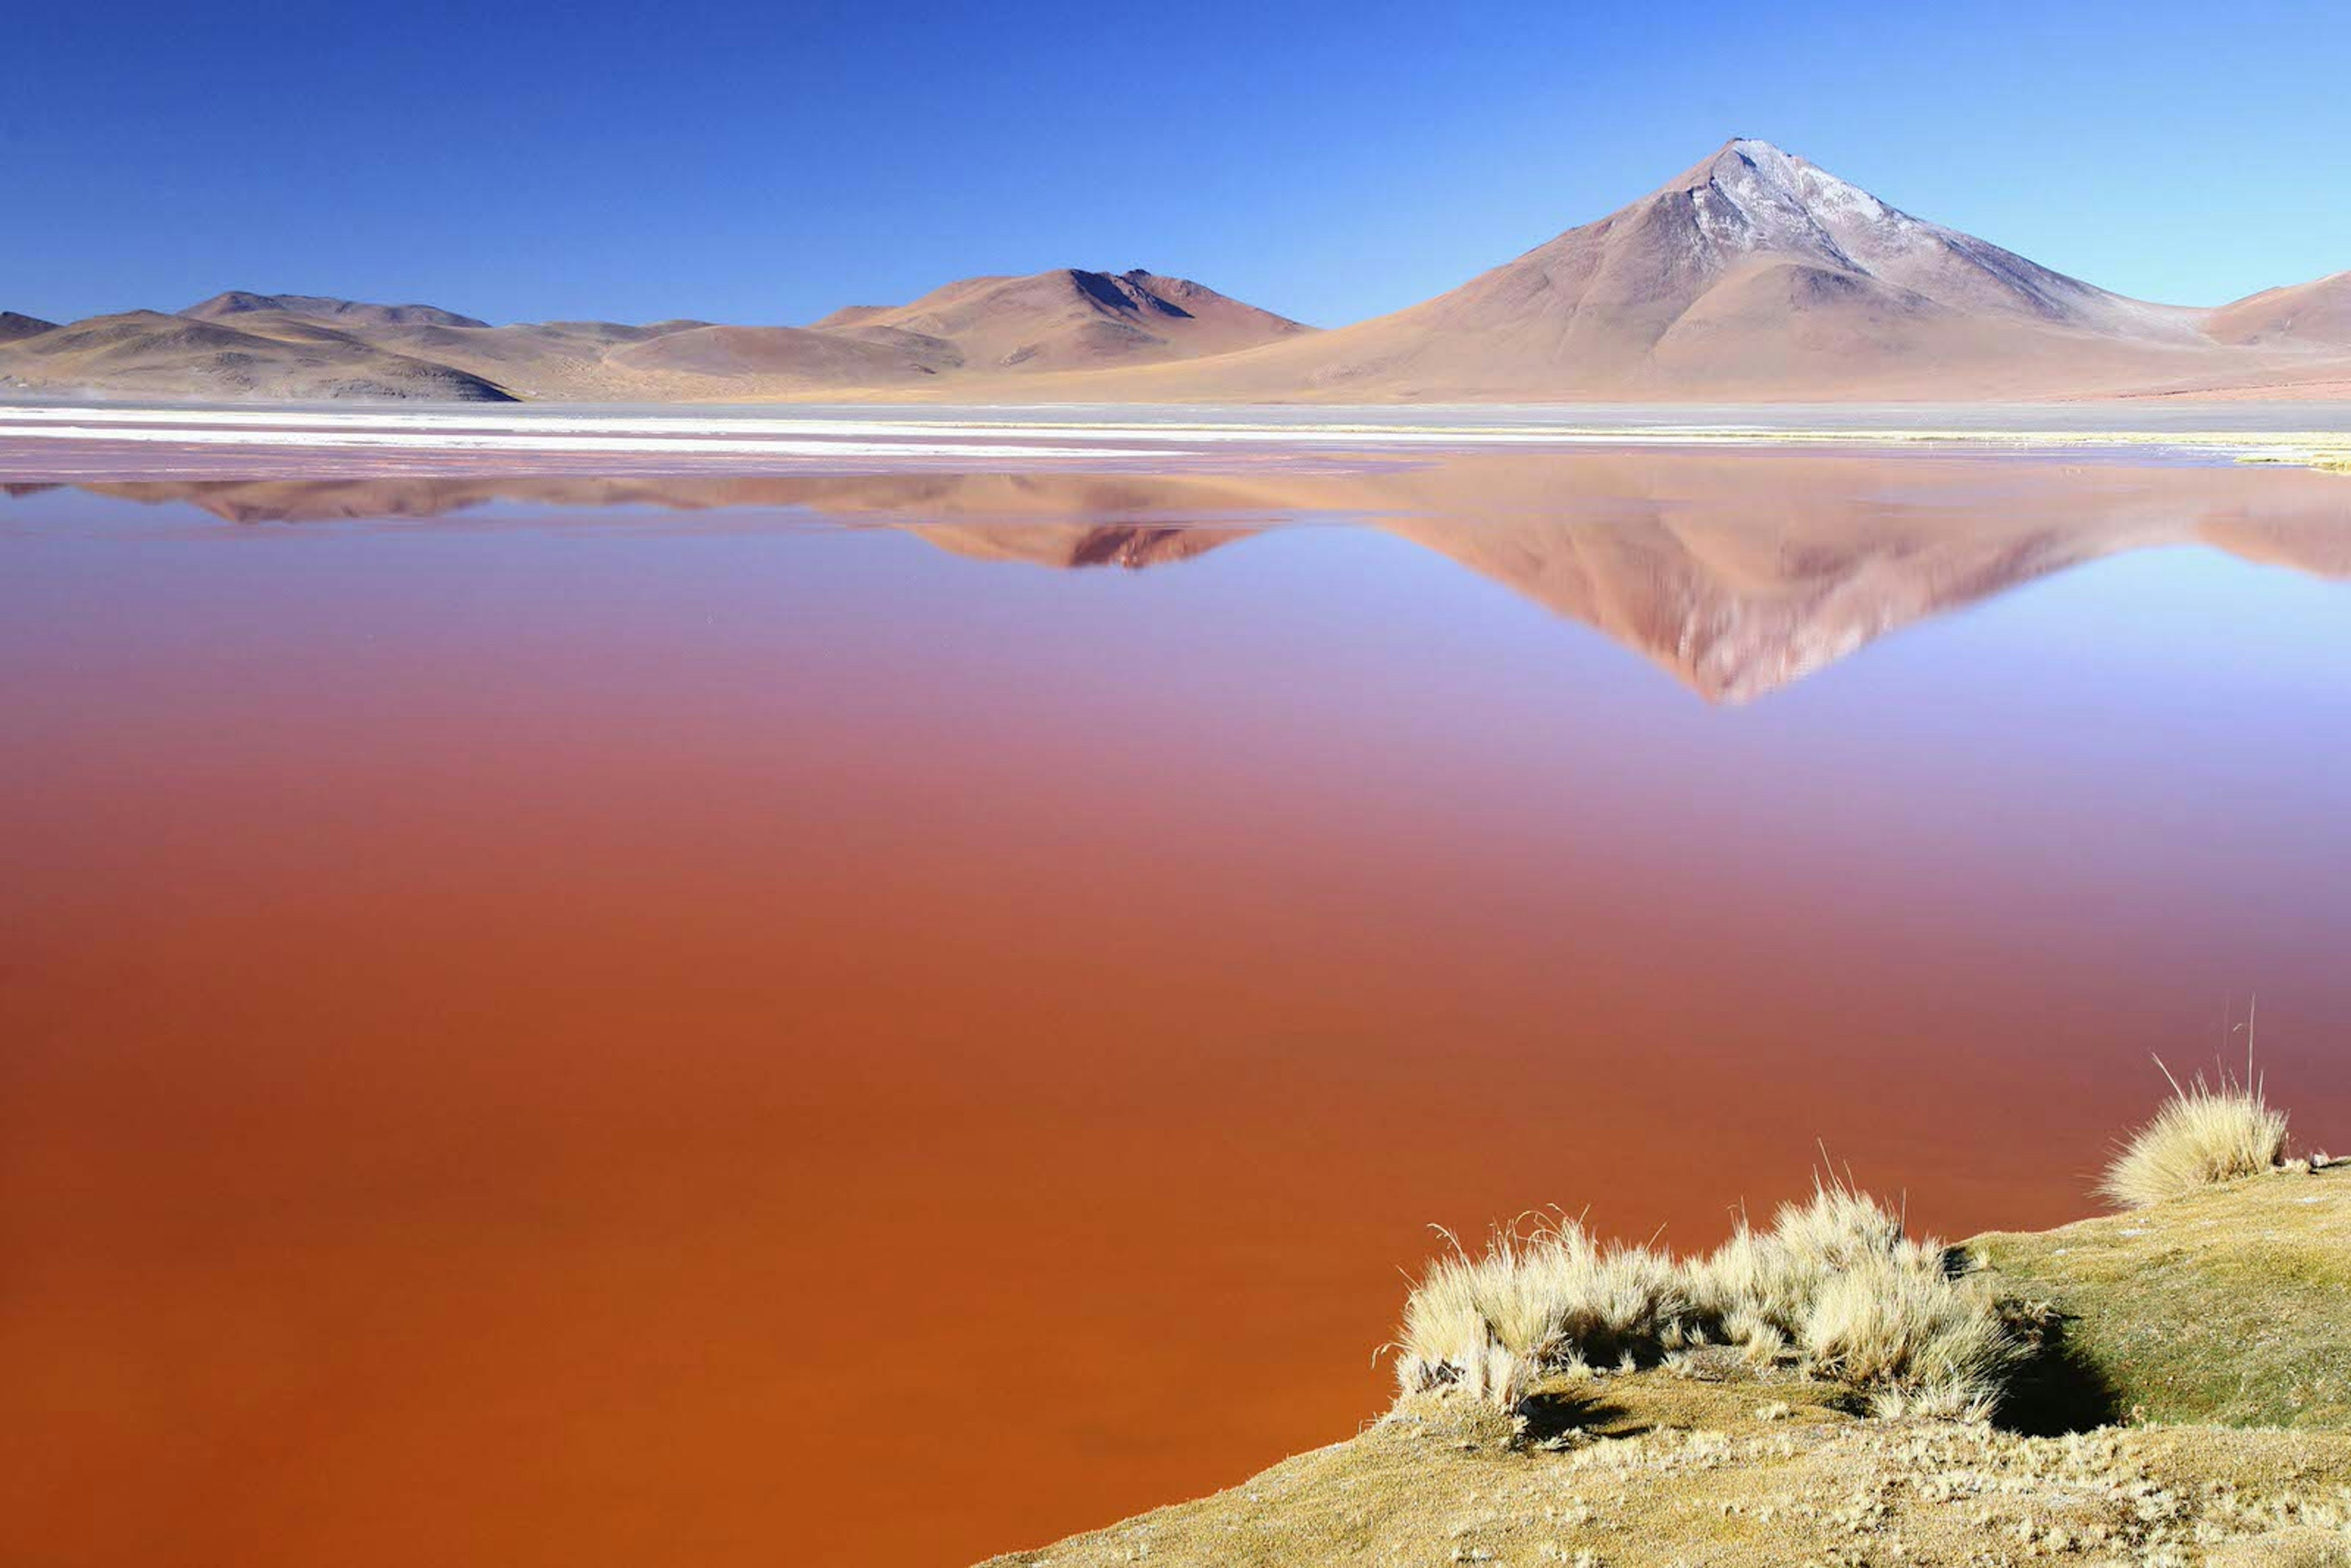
[7,1,2345,328]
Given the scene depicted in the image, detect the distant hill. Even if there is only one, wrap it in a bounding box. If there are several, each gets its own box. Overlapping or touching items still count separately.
[604,321,959,387]
[0,310,513,401]
[813,268,1313,371]
[350,318,713,400]
[1,310,60,344]
[588,267,1309,394]
[182,291,491,330]
[2203,270,2351,347]
[0,270,1303,401]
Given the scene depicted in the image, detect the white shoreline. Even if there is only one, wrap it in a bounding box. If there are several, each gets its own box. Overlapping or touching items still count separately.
[1,402,2347,473]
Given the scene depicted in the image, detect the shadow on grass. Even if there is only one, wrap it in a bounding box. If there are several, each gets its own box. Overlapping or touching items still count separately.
[1517,1388,1645,1444]
[1997,1310,2121,1436]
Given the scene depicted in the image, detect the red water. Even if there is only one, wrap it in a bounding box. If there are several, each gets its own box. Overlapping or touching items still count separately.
[5,451,2350,1566]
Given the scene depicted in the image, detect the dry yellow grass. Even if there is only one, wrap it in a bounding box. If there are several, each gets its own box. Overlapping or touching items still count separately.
[2099,1065,2290,1209]
[1395,1180,2020,1422]
[1393,1220,1692,1408]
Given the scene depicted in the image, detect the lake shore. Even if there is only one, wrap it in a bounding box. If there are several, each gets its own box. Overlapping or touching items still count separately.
[4,400,2351,480]
[980,1167,2351,1567]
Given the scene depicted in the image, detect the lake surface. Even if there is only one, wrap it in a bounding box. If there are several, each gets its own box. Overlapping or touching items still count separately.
[6,444,2350,1567]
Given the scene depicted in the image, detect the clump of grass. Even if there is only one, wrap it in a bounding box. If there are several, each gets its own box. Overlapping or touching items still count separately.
[1798,1252,2018,1419]
[1395,1177,2019,1421]
[2099,1062,2287,1210]
[1392,1217,1687,1408]
[1700,1180,2016,1419]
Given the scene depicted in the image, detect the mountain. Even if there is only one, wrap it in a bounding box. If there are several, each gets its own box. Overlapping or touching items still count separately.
[8,142,2349,402]
[606,267,1311,393]
[0,310,514,401]
[1077,139,2321,400]
[3,293,714,401]
[2203,270,2351,347]
[1,310,59,343]
[182,291,490,330]
[812,267,1313,370]
[348,318,713,400]
[604,322,959,388]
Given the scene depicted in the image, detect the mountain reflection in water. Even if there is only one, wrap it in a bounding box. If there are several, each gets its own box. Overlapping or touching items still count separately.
[42,448,2351,702]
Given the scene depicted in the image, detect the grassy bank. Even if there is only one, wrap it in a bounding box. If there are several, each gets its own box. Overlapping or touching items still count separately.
[983,1088,2350,1566]
[1975,1168,2351,1431]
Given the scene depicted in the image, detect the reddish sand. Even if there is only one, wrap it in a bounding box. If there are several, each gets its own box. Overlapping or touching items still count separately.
[4,453,2350,1567]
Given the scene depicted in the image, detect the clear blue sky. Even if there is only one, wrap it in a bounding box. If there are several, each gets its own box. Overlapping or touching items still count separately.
[7,0,2345,328]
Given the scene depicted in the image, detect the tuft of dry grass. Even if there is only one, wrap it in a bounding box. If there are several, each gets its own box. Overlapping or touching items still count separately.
[1799,1253,2018,1419]
[1395,1178,2018,1420]
[1392,1218,1689,1408]
[2099,1063,2288,1209]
